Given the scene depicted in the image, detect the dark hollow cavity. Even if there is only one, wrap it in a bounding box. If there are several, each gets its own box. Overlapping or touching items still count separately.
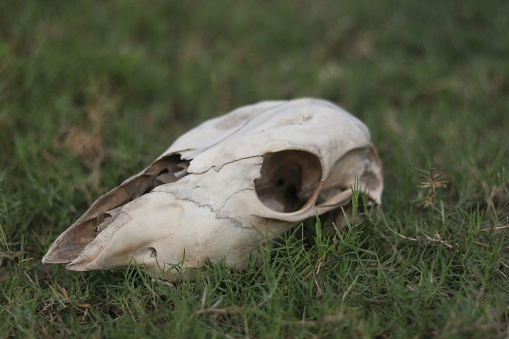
[254,150,322,213]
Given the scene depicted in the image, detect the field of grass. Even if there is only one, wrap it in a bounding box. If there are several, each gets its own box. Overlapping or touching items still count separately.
[1,0,509,337]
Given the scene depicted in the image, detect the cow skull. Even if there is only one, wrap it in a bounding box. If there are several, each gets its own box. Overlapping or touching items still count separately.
[43,98,383,281]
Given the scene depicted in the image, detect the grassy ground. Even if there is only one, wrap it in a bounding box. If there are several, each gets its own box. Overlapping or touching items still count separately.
[1,0,509,337]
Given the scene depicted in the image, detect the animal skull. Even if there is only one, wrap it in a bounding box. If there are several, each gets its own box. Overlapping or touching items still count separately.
[43,98,383,281]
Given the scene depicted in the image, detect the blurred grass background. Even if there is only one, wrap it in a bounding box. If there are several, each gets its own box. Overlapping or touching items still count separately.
[1,0,508,338]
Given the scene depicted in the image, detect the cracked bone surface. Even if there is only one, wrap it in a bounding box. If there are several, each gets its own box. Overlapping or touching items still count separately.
[43,98,383,281]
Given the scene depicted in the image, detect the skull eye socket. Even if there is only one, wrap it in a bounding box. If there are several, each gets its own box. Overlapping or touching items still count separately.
[254,150,322,213]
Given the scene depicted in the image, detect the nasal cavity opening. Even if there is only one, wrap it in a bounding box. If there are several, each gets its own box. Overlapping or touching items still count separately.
[254,150,322,213]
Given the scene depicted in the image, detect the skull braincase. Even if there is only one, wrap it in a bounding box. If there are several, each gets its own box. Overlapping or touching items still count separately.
[43,98,383,281]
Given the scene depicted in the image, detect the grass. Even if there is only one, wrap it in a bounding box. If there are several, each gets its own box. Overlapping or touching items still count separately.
[1,0,509,337]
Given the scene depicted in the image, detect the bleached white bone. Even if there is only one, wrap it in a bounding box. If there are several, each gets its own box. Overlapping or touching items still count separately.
[43,98,383,281]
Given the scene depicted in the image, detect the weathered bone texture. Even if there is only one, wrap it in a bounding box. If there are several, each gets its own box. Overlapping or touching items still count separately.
[43,98,383,281]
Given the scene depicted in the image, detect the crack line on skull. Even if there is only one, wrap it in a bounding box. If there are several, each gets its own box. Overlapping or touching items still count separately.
[217,187,255,215]
[190,155,264,174]
[215,155,264,172]
[162,191,243,227]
